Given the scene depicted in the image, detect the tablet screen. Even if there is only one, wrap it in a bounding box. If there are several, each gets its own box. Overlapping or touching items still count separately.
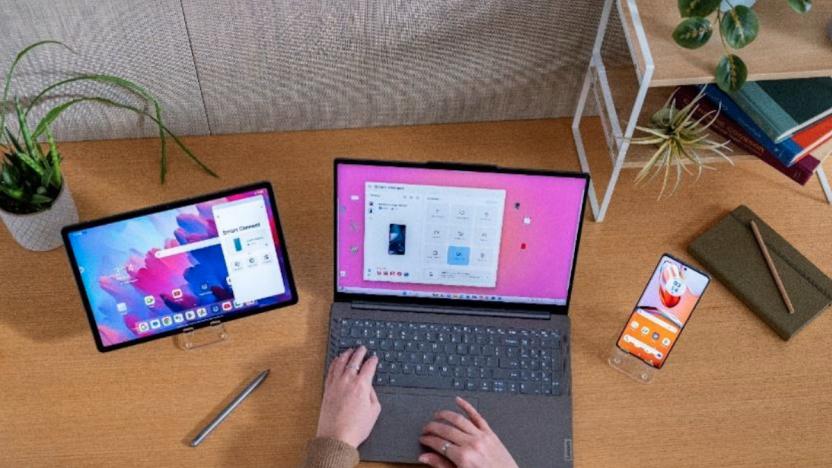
[64,183,297,351]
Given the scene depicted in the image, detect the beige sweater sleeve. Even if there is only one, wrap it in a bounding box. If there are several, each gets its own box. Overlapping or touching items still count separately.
[300,437,360,468]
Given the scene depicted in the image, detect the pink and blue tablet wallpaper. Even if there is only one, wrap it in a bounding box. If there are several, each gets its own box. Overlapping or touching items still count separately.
[67,190,292,347]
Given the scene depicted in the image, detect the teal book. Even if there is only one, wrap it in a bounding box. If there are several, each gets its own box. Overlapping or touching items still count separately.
[729,78,832,144]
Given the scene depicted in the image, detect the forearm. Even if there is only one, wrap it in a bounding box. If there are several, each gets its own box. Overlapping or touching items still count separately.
[299,437,360,468]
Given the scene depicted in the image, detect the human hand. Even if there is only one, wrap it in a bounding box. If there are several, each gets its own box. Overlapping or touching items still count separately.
[418,396,518,468]
[315,346,382,448]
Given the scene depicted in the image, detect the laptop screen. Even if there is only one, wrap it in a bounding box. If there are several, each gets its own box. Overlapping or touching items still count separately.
[335,161,587,307]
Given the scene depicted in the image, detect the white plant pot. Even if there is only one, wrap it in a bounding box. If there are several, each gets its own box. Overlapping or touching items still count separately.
[0,183,79,251]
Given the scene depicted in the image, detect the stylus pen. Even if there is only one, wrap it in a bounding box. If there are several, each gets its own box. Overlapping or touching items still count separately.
[750,220,795,315]
[190,369,270,447]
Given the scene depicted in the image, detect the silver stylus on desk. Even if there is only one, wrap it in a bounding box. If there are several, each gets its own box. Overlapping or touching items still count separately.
[190,369,270,447]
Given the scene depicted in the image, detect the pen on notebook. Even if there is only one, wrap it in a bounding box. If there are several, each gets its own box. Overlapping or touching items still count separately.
[749,220,795,315]
[190,369,270,447]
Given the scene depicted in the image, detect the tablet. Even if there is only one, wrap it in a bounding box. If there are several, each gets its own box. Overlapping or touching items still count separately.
[63,182,298,352]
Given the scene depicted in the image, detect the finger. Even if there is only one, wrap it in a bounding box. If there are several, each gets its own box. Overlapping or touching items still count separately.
[422,421,470,446]
[418,452,455,468]
[328,348,353,384]
[344,346,367,377]
[435,410,478,435]
[456,396,490,431]
[419,435,461,466]
[358,354,379,385]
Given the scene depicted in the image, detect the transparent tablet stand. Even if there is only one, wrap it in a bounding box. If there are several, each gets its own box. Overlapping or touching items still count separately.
[175,322,228,351]
[608,345,657,384]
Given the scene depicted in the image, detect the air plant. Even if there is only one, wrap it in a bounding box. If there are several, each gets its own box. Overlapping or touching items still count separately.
[630,89,733,199]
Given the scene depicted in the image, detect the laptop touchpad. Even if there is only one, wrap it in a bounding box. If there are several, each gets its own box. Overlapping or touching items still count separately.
[359,393,479,462]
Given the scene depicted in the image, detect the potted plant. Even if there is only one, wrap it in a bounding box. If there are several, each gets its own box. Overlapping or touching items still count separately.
[672,0,813,91]
[0,40,217,251]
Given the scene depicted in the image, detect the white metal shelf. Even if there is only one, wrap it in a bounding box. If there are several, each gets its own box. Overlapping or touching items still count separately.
[571,0,832,222]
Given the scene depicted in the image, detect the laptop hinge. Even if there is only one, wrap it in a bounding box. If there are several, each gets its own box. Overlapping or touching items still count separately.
[350,301,551,320]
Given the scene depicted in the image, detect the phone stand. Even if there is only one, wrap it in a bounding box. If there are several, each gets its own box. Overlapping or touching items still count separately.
[608,346,657,384]
[175,322,228,351]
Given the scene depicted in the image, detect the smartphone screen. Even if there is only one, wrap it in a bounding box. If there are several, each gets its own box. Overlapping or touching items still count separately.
[616,254,710,369]
[388,223,406,255]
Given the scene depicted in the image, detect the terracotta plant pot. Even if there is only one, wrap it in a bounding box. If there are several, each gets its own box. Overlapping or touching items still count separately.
[0,183,79,251]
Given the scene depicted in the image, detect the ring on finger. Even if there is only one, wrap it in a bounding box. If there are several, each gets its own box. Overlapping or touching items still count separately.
[347,364,361,372]
[441,441,452,456]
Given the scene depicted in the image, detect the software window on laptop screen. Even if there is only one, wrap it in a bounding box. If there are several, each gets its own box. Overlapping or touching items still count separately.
[337,163,587,306]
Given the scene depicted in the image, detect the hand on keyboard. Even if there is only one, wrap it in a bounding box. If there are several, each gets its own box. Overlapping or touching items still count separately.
[419,396,518,468]
[334,318,565,397]
[315,346,381,448]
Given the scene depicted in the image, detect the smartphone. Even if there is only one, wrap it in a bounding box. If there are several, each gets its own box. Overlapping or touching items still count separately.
[388,223,406,255]
[616,254,710,369]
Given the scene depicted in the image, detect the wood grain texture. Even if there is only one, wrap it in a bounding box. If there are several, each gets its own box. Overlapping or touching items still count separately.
[622,0,832,87]
[1,118,831,467]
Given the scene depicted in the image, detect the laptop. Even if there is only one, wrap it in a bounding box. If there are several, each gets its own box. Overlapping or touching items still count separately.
[326,159,588,467]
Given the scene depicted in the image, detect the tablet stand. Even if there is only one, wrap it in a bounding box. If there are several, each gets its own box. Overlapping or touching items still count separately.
[176,322,228,351]
[607,346,657,384]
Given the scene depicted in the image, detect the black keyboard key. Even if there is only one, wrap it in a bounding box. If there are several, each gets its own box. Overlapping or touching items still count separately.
[520,382,539,394]
[465,379,477,391]
[499,358,519,369]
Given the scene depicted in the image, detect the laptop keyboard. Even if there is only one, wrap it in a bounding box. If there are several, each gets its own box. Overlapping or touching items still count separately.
[330,318,568,397]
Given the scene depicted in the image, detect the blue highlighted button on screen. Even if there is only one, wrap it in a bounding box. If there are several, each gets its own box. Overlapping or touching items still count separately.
[447,246,470,265]
[233,238,243,251]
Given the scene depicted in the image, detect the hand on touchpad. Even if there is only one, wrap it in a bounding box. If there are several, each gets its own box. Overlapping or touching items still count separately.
[359,393,479,463]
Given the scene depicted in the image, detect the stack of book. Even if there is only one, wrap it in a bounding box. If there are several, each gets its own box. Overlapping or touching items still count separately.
[675,78,832,185]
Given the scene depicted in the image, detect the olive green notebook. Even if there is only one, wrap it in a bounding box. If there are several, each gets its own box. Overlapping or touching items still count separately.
[688,205,832,340]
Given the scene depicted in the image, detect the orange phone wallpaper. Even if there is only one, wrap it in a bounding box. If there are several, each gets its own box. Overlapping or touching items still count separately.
[617,256,708,368]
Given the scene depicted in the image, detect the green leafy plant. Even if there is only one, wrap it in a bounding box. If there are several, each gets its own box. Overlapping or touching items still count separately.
[630,89,732,198]
[0,102,63,214]
[673,0,813,92]
[0,40,217,215]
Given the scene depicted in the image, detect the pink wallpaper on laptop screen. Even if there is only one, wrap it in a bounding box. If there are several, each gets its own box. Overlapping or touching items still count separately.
[336,164,587,304]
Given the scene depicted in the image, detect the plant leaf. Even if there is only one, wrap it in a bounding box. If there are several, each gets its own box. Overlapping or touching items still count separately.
[43,96,217,179]
[788,0,812,14]
[0,40,73,146]
[673,17,713,49]
[715,54,748,92]
[24,74,169,181]
[5,129,24,154]
[32,98,89,138]
[45,127,62,187]
[678,0,721,18]
[15,100,41,161]
[720,6,759,49]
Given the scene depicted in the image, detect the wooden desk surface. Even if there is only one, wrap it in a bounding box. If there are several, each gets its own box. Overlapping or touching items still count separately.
[2,119,831,467]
